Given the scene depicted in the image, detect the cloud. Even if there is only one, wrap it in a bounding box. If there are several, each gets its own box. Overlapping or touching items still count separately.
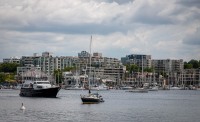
[94,0,134,5]
[176,0,200,8]
[0,0,200,62]
[183,27,200,45]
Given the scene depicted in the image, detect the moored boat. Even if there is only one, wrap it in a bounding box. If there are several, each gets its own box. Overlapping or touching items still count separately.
[80,36,104,104]
[126,88,148,93]
[20,80,60,97]
[81,90,104,103]
[19,67,60,98]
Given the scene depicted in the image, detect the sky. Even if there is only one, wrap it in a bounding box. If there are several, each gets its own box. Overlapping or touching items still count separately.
[0,0,200,62]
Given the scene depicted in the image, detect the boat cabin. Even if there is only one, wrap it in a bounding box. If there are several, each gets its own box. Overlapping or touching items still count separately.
[22,80,52,89]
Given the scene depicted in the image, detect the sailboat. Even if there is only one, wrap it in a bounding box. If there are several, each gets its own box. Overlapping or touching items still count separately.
[127,55,148,93]
[65,67,84,90]
[80,36,104,103]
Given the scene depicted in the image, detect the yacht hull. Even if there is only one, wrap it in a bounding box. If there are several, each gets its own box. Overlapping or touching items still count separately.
[19,87,61,98]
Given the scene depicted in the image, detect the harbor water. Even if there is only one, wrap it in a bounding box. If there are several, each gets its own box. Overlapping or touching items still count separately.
[1,89,200,122]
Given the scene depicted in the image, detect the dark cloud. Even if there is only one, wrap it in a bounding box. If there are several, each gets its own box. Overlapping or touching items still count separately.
[1,22,128,35]
[132,13,174,25]
[176,0,200,8]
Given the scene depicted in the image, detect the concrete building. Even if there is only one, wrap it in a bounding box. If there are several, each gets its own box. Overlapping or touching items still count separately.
[121,54,152,69]
[78,51,90,58]
[175,68,200,87]
[152,59,184,73]
[78,51,125,84]
[20,52,78,75]
[3,57,20,64]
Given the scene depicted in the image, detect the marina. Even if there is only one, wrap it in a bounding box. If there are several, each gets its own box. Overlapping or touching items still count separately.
[0,1,199,121]
[1,89,200,122]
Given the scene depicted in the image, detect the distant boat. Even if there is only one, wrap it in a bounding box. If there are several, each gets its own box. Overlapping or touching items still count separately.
[66,84,85,90]
[170,86,181,90]
[90,84,109,91]
[148,86,158,91]
[19,67,61,98]
[80,36,104,103]
[120,86,133,90]
[126,88,148,93]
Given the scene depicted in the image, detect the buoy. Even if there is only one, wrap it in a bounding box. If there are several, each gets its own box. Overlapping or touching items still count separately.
[20,103,25,110]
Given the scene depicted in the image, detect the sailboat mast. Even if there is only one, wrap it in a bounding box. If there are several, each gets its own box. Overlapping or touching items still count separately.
[89,36,92,89]
[142,55,143,84]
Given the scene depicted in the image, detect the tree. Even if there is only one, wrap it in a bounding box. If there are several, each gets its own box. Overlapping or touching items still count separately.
[184,62,193,69]
[126,64,139,73]
[144,67,153,72]
[62,66,75,72]
[188,59,199,68]
[0,73,6,82]
[53,69,62,84]
[0,63,19,73]
[184,60,200,69]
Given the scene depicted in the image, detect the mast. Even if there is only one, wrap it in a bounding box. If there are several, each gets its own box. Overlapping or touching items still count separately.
[142,55,143,86]
[89,36,92,90]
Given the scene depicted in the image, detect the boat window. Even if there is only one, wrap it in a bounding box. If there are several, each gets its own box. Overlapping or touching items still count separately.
[36,82,50,84]
[23,84,29,87]
[34,82,36,84]
[37,86,43,88]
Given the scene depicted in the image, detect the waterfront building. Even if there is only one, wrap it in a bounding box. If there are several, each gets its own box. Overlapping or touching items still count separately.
[21,55,40,67]
[152,59,184,73]
[121,54,152,69]
[16,65,42,83]
[20,52,78,75]
[177,68,200,87]
[3,57,20,64]
[62,71,74,86]
[151,59,184,86]
[78,51,125,85]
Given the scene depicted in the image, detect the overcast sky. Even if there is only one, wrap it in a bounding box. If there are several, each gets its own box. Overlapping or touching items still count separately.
[0,0,199,62]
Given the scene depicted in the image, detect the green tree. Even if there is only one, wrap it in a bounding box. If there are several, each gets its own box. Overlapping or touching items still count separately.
[188,59,199,68]
[184,60,200,69]
[53,69,63,84]
[184,63,193,69]
[126,64,139,73]
[144,67,153,72]
[62,66,75,72]
[0,73,6,82]
[0,63,19,73]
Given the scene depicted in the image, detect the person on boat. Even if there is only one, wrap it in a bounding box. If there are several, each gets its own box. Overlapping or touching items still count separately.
[89,89,91,94]
[30,83,33,88]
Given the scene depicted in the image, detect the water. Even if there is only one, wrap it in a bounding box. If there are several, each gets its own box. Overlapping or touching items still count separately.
[1,89,200,122]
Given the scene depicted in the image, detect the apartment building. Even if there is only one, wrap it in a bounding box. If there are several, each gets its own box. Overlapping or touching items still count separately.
[121,54,152,69]
[3,57,20,64]
[177,68,200,87]
[20,52,78,75]
[152,59,184,73]
[78,51,125,83]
